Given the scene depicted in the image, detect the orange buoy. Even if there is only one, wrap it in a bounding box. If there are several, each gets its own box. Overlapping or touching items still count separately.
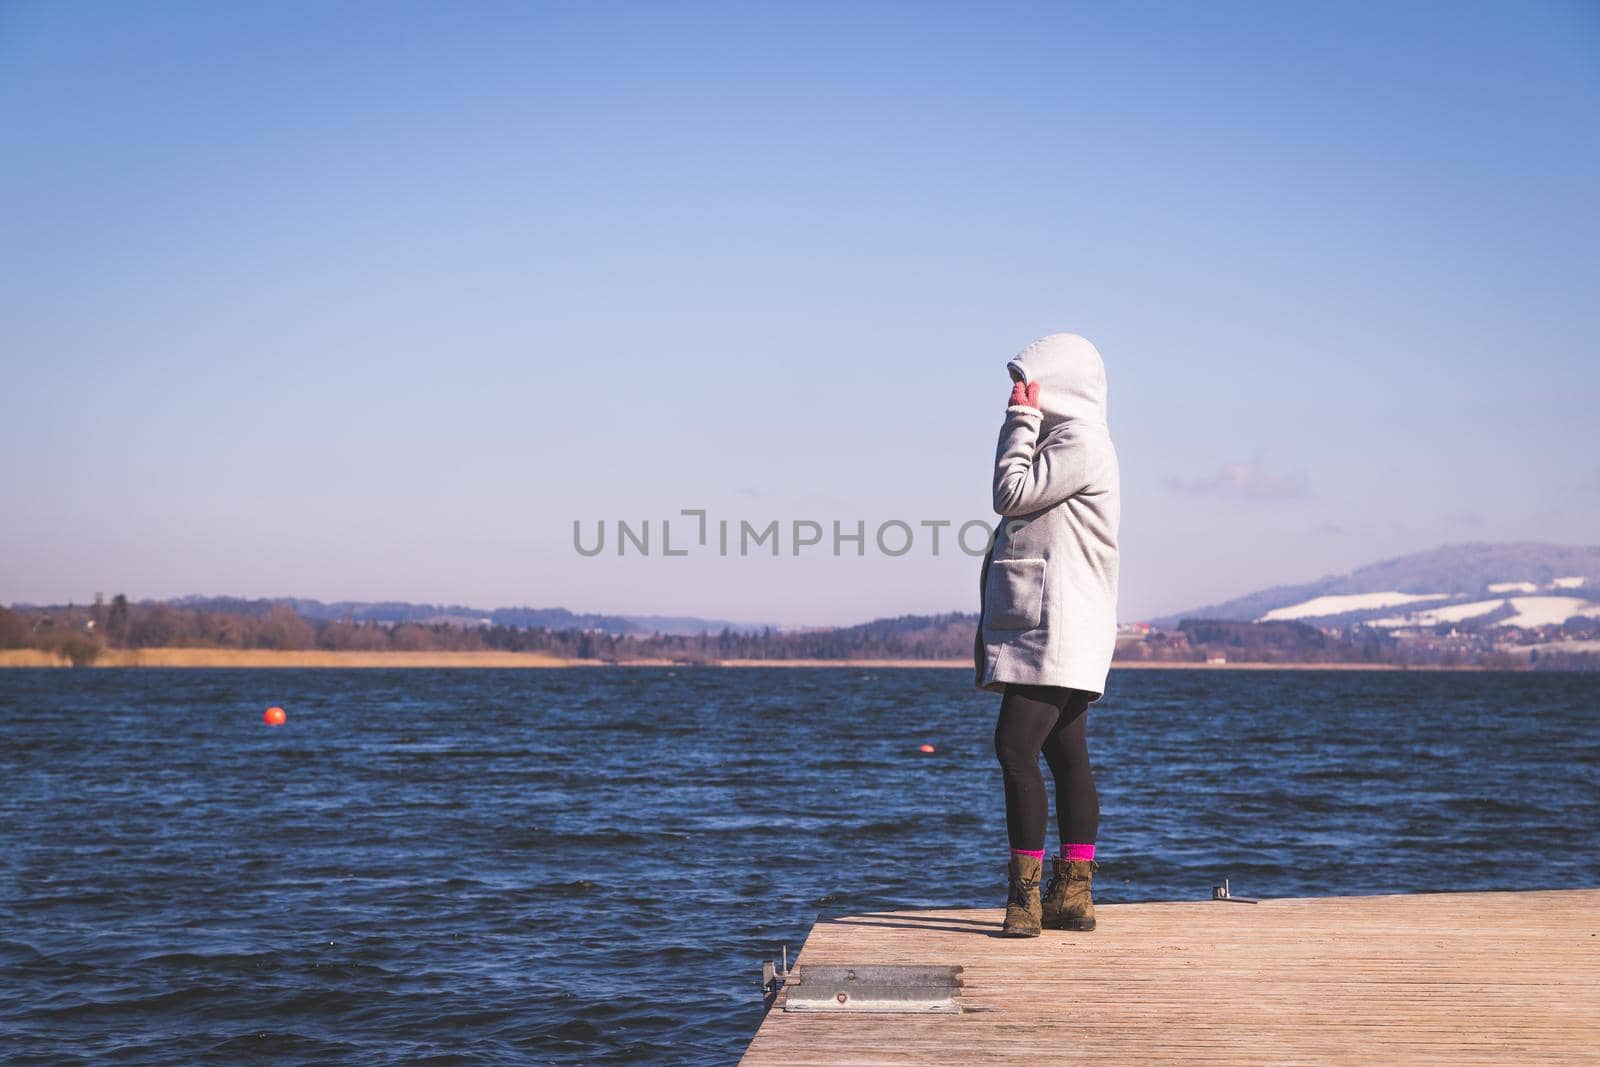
[264,706,287,726]
[918,743,935,753]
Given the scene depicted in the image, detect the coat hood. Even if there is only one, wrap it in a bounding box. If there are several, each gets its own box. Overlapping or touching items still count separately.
[1006,333,1108,432]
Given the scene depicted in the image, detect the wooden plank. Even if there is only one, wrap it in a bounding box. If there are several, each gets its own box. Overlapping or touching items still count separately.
[740,889,1600,1065]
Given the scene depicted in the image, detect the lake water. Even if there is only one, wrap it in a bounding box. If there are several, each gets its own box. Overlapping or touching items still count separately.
[2,667,1596,1064]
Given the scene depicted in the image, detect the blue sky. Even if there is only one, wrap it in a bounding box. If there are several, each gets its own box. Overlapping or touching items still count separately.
[3,1,1597,625]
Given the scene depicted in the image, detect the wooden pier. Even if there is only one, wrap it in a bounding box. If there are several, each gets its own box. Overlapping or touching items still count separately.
[741,888,1599,1065]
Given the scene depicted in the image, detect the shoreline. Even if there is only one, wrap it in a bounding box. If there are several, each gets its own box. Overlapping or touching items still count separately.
[0,648,1501,670]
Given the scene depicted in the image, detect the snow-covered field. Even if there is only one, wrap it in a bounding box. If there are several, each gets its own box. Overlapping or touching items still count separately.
[1488,581,1538,594]
[1501,596,1600,628]
[1365,600,1504,627]
[1258,592,1444,622]
[1257,577,1597,630]
[1365,596,1600,630]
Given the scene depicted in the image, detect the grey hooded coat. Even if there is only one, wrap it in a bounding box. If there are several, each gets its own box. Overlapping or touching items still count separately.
[975,333,1121,699]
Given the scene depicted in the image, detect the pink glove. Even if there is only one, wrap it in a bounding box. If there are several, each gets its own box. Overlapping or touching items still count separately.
[1009,380,1041,409]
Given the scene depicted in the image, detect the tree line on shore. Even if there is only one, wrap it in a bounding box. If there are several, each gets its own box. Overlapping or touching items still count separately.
[0,597,983,666]
[2,596,1594,669]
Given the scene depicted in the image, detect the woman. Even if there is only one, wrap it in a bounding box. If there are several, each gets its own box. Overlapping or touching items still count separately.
[975,333,1121,937]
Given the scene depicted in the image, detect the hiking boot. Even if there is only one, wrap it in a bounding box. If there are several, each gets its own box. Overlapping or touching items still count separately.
[1001,854,1043,937]
[1042,858,1097,931]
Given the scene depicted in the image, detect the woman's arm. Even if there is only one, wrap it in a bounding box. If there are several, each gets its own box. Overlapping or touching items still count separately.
[992,402,1097,517]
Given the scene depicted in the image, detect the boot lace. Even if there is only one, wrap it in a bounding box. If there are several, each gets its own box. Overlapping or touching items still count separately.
[1008,875,1038,907]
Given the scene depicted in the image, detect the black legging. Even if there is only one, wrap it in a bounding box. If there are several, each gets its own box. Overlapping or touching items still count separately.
[994,683,1099,851]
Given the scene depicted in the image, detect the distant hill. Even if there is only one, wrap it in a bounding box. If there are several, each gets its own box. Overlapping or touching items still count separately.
[1157,542,1600,629]
[746,612,977,659]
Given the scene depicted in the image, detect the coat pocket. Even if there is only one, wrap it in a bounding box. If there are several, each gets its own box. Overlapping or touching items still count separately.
[984,558,1046,630]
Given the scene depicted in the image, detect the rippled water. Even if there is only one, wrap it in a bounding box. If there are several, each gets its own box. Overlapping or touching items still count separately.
[2,667,1596,1063]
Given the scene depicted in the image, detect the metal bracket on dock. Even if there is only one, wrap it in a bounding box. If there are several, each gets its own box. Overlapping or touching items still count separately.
[761,949,964,1014]
[783,964,965,1014]
[761,945,792,1013]
[1211,878,1258,903]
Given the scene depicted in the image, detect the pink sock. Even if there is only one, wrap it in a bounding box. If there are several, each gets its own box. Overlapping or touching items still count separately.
[1011,847,1045,861]
[1062,843,1095,862]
